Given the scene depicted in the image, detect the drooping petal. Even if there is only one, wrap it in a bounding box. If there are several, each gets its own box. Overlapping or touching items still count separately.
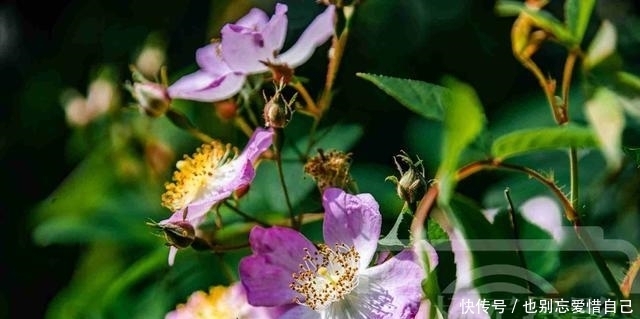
[162,201,212,227]
[167,246,178,266]
[240,127,274,162]
[277,5,335,68]
[167,71,246,102]
[240,226,316,306]
[353,249,425,319]
[235,7,270,29]
[322,188,382,269]
[195,43,232,74]
[260,3,288,57]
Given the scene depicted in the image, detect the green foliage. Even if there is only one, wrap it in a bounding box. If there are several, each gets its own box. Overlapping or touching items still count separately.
[491,126,599,160]
[437,77,486,204]
[564,0,595,44]
[356,73,450,121]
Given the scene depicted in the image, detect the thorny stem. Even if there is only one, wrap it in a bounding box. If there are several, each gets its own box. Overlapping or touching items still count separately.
[222,201,269,226]
[274,128,298,229]
[411,159,623,298]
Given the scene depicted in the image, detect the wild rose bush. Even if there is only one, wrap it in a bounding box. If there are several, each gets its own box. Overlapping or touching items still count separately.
[33,1,640,318]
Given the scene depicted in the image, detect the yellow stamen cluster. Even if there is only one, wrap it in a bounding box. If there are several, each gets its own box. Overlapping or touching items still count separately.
[290,243,360,310]
[161,141,237,212]
[171,286,235,318]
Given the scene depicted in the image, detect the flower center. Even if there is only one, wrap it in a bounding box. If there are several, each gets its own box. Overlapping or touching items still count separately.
[290,243,360,311]
[161,141,237,212]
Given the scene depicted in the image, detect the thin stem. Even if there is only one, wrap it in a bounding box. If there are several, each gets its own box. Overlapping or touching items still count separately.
[222,201,269,226]
[569,147,580,209]
[274,129,297,229]
[560,50,579,123]
[574,223,624,299]
[290,81,320,118]
[410,185,438,241]
[516,56,561,124]
[504,188,531,293]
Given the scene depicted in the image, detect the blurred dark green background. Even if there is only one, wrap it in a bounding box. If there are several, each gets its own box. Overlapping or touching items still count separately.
[2,0,639,317]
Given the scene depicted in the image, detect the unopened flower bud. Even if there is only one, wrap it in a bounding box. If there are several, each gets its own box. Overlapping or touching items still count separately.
[149,220,196,249]
[304,149,354,192]
[263,99,291,128]
[132,82,171,117]
[386,152,427,204]
[135,46,165,79]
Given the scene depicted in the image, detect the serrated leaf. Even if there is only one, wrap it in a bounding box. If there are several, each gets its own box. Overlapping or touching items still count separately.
[491,126,598,160]
[356,73,450,121]
[586,87,625,171]
[565,0,595,43]
[495,1,577,48]
[437,77,485,204]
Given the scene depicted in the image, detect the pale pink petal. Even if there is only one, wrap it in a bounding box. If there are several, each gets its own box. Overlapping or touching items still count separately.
[167,71,246,102]
[195,43,232,74]
[220,27,272,73]
[277,5,335,67]
[261,3,288,57]
[322,188,382,270]
[240,226,316,306]
[235,8,270,29]
[168,246,178,266]
[279,305,321,319]
[352,249,425,319]
[240,127,275,162]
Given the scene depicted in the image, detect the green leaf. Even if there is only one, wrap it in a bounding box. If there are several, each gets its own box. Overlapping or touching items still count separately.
[356,73,450,121]
[491,126,598,160]
[586,87,625,171]
[495,1,577,48]
[437,77,485,204]
[584,20,617,70]
[565,0,595,43]
[379,203,413,249]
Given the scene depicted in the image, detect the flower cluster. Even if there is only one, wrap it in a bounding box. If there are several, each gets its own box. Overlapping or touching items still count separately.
[157,3,435,318]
